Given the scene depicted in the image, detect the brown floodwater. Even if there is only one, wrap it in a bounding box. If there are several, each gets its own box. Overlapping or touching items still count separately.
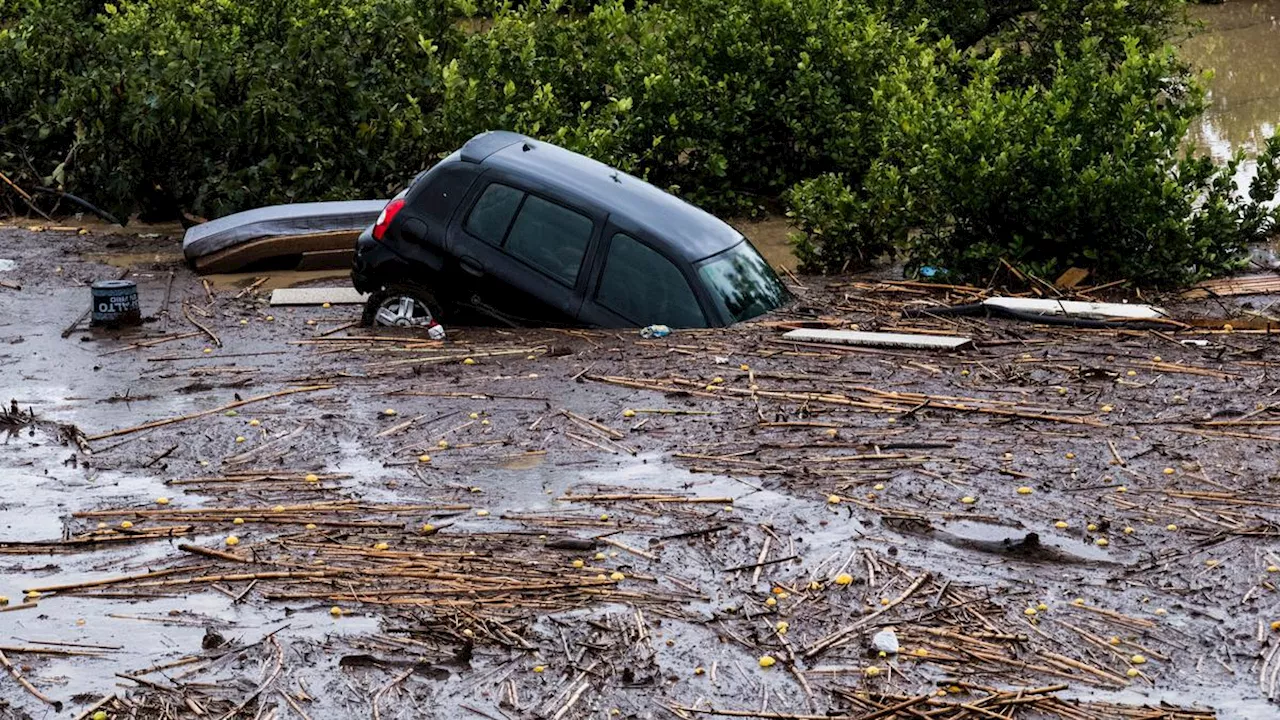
[1184,0,1280,168]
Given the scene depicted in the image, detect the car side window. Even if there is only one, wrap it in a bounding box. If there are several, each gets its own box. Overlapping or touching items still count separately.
[464,183,523,245]
[596,233,706,328]
[503,195,593,286]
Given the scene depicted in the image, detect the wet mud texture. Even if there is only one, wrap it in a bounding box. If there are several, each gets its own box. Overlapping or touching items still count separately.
[1,225,1278,720]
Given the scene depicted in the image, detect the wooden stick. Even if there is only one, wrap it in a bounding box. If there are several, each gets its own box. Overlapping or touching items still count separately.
[0,647,60,710]
[85,385,332,441]
[183,301,222,347]
[803,572,931,658]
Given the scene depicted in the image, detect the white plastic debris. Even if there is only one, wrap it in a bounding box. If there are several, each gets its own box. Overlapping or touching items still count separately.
[982,297,1168,320]
[0,259,15,272]
[427,324,446,341]
[871,628,899,655]
[783,329,972,351]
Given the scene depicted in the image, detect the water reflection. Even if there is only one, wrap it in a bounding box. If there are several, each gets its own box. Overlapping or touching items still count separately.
[1183,1,1280,183]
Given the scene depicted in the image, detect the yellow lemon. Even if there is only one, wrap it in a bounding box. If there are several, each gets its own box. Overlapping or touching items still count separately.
[1054,521,1068,529]
[155,497,169,505]
[273,505,285,512]
[1016,486,1033,495]
[330,606,343,617]
[235,436,246,443]
[1095,538,1110,547]
[1024,608,1038,617]
[248,419,260,427]
[532,665,545,673]
[469,412,480,420]
[864,666,881,677]
[834,573,854,586]
[572,559,585,568]
[776,621,789,634]
[225,536,240,546]
[622,409,637,417]
[1131,654,1147,665]
[304,474,319,483]
[827,494,841,504]
[305,523,317,530]
[1163,468,1175,475]
[764,597,777,607]
[1126,668,1139,678]
[758,656,776,668]
[1166,524,1178,531]
[233,517,244,525]
[420,523,436,534]
[373,542,389,551]
[1101,405,1113,413]
[25,591,41,600]
[610,571,626,581]
[463,358,476,365]
[438,440,449,449]
[121,521,134,529]
[961,496,976,504]
[418,454,431,463]
[384,408,398,416]
[475,509,489,517]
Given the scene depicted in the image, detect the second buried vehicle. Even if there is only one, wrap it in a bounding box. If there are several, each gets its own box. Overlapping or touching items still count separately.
[352,131,789,328]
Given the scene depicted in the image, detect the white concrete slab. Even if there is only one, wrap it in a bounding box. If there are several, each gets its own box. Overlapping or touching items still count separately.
[782,328,972,350]
[269,287,368,306]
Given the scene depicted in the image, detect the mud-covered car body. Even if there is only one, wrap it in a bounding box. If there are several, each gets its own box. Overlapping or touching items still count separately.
[351,131,788,328]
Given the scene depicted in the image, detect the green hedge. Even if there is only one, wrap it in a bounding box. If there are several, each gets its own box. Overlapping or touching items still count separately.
[1,0,1276,285]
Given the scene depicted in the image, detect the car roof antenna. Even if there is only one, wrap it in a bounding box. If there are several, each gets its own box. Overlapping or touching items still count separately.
[522,142,533,152]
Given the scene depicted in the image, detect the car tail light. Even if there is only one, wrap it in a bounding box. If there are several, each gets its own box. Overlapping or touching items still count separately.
[372,198,406,241]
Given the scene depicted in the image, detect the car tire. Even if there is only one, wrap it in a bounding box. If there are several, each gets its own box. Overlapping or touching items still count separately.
[362,283,444,328]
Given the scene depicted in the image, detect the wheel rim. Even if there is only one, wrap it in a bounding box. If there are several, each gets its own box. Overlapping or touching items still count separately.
[374,295,434,327]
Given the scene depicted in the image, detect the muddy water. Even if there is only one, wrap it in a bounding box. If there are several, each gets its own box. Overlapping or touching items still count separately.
[1184,1,1280,172]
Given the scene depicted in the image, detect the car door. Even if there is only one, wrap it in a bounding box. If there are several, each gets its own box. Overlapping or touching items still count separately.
[446,175,598,325]
[578,226,710,328]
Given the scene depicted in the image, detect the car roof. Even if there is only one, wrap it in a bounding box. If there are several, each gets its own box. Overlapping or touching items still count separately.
[460,131,743,263]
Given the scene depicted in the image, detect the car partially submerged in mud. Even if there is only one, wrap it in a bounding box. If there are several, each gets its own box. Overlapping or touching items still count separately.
[351,131,790,329]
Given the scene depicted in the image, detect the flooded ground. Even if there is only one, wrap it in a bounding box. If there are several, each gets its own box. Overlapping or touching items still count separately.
[2,225,1278,719]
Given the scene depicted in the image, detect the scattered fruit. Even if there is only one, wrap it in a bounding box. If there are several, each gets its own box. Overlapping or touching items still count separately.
[330,606,343,617]
[305,524,317,530]
[533,665,545,673]
[273,505,285,512]
[764,597,777,607]
[155,497,169,505]
[610,571,626,581]
[438,440,449,449]
[420,524,436,534]
[572,559,585,568]
[1131,654,1147,665]
[304,474,319,483]
[475,509,489,517]
[463,358,476,365]
[93,711,108,720]
[235,436,246,443]
[1024,608,1038,617]
[1154,608,1167,616]
[1054,521,1069,529]
[1016,486,1033,495]
[827,494,841,504]
[469,412,480,420]
[383,408,398,416]
[25,590,40,600]
[776,621,789,634]
[373,542,389,551]
[960,496,977,504]
[121,521,134,529]
[864,666,881,677]
[233,517,244,525]
[225,536,240,546]
[1101,405,1113,413]
[622,409,637,417]
[1166,524,1178,531]
[758,655,776,668]
[1126,668,1140,678]
[418,454,431,463]
[1095,538,1110,547]
[834,573,854,586]
[1065,452,1075,459]
[249,419,261,427]
[1163,467,1175,475]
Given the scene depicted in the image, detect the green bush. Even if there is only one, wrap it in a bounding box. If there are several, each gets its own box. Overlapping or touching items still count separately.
[789,34,1280,285]
[1,0,455,218]
[438,0,915,214]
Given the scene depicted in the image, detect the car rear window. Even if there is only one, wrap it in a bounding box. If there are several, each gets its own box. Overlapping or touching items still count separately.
[503,195,593,286]
[597,233,706,327]
[464,183,522,244]
[696,240,789,324]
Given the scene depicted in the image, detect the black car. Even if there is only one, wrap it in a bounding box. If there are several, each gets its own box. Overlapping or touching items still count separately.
[352,131,789,329]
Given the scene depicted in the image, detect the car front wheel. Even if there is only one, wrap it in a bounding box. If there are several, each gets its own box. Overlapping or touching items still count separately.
[362,284,443,328]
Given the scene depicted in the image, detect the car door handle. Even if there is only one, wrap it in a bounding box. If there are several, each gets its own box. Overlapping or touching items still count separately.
[459,256,484,277]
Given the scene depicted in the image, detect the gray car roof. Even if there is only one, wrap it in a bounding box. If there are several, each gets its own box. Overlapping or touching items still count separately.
[461,131,744,264]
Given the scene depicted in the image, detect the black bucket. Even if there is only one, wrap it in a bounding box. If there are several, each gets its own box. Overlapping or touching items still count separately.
[91,280,142,327]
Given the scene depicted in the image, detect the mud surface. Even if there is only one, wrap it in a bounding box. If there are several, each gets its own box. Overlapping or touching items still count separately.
[1,225,1278,720]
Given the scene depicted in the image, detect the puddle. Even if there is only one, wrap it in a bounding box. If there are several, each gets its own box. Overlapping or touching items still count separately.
[81,250,185,268]
[1065,684,1271,720]
[203,269,352,290]
[935,520,1119,564]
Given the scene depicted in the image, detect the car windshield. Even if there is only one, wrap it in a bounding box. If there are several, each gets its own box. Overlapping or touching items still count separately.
[696,240,789,324]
